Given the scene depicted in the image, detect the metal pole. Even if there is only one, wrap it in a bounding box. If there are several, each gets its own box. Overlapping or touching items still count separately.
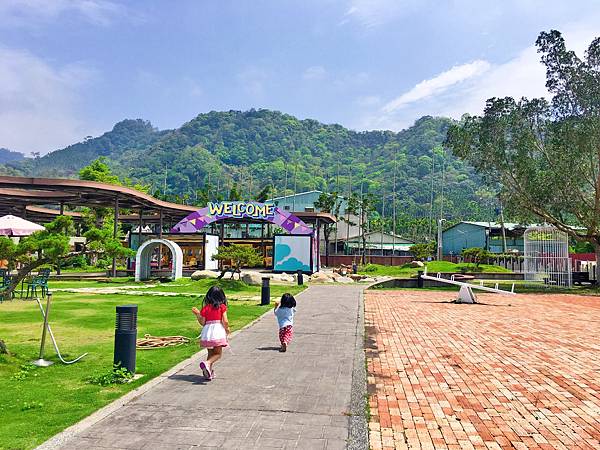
[32,293,54,366]
[499,202,508,253]
[112,197,119,277]
[437,219,445,261]
[428,150,436,239]
[292,164,298,211]
[381,187,385,256]
[392,151,397,263]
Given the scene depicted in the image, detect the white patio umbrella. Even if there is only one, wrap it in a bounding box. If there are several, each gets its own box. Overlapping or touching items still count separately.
[0,215,45,237]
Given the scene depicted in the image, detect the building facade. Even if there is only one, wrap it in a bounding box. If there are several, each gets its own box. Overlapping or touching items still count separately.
[442,221,526,255]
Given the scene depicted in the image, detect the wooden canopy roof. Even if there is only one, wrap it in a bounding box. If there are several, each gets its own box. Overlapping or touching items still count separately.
[0,176,336,226]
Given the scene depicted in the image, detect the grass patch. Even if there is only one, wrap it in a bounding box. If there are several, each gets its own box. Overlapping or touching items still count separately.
[359,261,512,278]
[0,278,305,449]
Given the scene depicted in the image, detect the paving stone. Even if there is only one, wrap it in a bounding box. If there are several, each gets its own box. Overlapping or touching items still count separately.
[365,290,600,450]
[48,285,364,449]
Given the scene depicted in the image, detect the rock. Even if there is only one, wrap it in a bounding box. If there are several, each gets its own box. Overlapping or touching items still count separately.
[310,271,333,283]
[190,270,219,280]
[335,276,355,283]
[410,260,425,268]
[241,272,263,285]
[349,274,366,281]
[362,277,377,283]
[277,273,295,283]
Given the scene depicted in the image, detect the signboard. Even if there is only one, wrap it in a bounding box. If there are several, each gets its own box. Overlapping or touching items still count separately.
[171,201,314,235]
[207,202,275,220]
[273,234,313,273]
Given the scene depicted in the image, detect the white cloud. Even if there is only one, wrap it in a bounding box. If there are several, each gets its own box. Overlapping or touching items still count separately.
[342,0,419,28]
[382,60,491,113]
[0,46,98,154]
[361,24,600,131]
[0,0,124,27]
[303,65,327,81]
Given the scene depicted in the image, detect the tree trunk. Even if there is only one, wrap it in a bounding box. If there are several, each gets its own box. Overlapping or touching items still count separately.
[2,259,48,300]
[324,225,330,267]
[595,243,600,284]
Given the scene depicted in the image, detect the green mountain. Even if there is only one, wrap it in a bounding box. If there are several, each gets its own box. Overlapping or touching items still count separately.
[2,110,497,238]
[0,148,25,164]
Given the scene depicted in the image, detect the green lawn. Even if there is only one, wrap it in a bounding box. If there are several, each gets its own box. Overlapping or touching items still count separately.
[0,278,304,450]
[359,261,512,278]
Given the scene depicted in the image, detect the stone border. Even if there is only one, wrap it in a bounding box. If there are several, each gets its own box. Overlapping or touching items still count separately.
[347,288,369,450]
[35,291,306,450]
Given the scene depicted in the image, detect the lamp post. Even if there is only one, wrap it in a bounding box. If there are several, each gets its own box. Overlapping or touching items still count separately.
[436,218,446,261]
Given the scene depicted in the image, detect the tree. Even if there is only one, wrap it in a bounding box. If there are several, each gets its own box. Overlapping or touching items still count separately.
[0,216,133,299]
[79,157,120,184]
[314,191,342,266]
[446,30,600,280]
[255,185,271,203]
[211,244,263,279]
[461,247,491,269]
[346,192,375,265]
[409,242,435,260]
[228,183,242,201]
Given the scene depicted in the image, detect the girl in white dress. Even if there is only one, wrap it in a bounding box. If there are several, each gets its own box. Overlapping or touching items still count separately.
[192,286,230,380]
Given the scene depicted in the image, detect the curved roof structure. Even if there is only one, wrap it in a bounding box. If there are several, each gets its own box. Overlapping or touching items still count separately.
[0,176,336,226]
[0,176,197,221]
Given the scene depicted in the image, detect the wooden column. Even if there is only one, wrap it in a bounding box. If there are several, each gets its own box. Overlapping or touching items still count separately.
[111,197,119,277]
[315,218,321,271]
[57,201,65,275]
[158,210,163,269]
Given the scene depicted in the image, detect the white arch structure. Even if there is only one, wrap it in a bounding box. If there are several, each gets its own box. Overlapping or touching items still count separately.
[135,239,183,282]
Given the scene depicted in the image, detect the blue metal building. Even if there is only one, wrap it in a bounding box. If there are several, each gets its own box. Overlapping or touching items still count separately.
[442,221,526,255]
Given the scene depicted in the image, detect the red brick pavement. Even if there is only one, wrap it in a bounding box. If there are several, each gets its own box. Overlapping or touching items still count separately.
[365,290,600,450]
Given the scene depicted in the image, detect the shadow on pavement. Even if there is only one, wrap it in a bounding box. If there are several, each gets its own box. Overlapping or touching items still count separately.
[168,374,209,385]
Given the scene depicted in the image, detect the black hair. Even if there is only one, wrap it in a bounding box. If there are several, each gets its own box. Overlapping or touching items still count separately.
[280,293,296,308]
[203,286,227,308]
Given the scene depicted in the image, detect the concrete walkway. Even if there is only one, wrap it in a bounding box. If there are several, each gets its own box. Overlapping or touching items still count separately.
[42,285,366,450]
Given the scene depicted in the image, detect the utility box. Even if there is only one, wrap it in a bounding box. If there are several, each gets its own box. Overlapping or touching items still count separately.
[114,304,137,374]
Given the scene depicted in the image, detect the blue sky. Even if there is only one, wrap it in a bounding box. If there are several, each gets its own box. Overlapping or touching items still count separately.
[1,0,599,154]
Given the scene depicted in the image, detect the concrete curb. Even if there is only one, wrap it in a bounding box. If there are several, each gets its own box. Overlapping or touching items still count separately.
[347,288,369,450]
[36,289,309,450]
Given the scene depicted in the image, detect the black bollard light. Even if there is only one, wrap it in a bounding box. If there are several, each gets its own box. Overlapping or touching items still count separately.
[297,270,304,286]
[114,304,137,374]
[417,270,424,288]
[261,277,271,306]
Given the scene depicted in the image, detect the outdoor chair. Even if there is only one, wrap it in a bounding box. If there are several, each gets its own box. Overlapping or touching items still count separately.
[0,269,8,288]
[0,269,15,302]
[21,268,51,299]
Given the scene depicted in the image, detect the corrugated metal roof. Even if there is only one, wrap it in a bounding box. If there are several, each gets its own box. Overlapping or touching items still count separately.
[460,221,525,231]
[346,242,412,251]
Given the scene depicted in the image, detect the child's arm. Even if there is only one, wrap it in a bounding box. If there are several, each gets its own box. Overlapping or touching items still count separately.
[273,301,279,314]
[191,307,205,326]
[221,312,231,335]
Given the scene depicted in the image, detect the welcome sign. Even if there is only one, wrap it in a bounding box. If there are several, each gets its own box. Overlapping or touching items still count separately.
[207,201,275,219]
[171,201,314,235]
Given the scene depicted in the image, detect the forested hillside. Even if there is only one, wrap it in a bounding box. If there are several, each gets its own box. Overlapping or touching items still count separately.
[0,148,25,164]
[1,110,499,239]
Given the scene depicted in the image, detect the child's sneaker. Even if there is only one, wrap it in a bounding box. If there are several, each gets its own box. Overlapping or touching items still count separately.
[199,361,210,379]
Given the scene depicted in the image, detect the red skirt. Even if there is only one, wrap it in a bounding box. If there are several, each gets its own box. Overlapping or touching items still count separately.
[279,325,294,345]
